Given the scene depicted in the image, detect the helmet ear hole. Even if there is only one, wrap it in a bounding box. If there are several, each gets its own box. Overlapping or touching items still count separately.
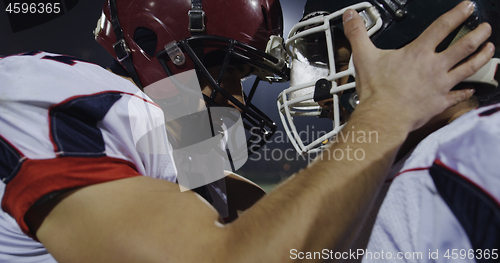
[133,27,158,57]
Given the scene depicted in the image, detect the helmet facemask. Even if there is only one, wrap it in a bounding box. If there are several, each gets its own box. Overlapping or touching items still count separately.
[155,35,289,156]
[278,2,382,154]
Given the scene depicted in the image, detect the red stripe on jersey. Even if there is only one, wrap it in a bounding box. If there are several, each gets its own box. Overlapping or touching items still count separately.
[124,92,161,108]
[395,167,430,177]
[385,166,431,183]
[1,156,141,239]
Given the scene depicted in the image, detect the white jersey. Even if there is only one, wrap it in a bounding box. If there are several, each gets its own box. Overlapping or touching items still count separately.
[360,103,500,263]
[0,51,177,262]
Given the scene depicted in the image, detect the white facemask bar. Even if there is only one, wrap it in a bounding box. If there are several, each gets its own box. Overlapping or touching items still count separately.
[278,2,383,154]
[463,58,500,87]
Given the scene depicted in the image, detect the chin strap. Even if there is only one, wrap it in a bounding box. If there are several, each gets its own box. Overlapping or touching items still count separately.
[108,0,143,89]
[189,0,205,33]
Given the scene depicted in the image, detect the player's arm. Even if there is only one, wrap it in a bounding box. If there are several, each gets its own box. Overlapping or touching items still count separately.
[28,2,493,262]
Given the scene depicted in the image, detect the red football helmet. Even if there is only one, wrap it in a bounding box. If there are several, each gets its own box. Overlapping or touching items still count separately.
[94,0,289,154]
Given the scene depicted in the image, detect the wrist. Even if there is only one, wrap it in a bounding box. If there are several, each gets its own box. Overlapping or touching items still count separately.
[349,98,412,144]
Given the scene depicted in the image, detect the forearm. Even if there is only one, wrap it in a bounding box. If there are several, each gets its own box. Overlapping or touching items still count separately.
[32,101,407,263]
[225,101,410,262]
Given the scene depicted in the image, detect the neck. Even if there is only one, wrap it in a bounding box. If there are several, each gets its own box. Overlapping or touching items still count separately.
[394,98,477,163]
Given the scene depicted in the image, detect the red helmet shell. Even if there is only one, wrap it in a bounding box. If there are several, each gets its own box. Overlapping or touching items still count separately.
[95,0,284,88]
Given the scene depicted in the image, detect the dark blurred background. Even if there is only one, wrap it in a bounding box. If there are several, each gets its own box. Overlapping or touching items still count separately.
[0,0,311,190]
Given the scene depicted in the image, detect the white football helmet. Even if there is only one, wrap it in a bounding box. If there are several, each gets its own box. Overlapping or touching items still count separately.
[278,2,382,154]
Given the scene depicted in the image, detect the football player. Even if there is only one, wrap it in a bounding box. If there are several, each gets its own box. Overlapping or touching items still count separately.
[280,0,500,261]
[0,0,493,262]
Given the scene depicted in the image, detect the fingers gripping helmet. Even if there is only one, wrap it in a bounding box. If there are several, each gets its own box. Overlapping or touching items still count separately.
[94,0,289,154]
[278,0,500,154]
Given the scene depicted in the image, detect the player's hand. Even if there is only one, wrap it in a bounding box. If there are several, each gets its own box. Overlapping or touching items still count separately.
[343,1,494,131]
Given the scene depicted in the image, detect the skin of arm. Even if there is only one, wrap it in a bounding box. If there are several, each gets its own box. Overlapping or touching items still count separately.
[26,2,494,262]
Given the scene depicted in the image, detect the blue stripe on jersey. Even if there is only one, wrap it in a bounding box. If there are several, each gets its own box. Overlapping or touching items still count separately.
[479,107,500,117]
[50,92,122,157]
[20,51,42,56]
[42,55,89,66]
[0,137,24,183]
[430,161,500,262]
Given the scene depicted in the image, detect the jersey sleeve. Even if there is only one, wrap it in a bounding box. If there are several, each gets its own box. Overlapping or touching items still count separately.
[362,103,500,263]
[0,52,177,239]
[436,104,500,199]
